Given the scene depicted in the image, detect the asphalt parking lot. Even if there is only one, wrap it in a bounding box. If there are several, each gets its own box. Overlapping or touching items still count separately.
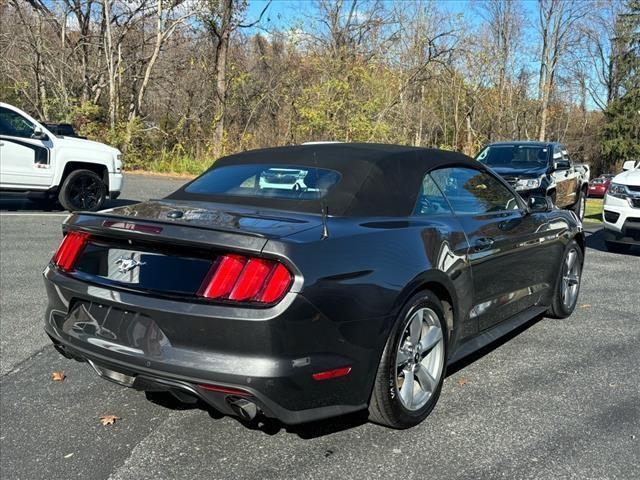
[1,174,639,480]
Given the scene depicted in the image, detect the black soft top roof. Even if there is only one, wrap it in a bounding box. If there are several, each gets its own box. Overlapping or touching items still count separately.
[169,143,480,217]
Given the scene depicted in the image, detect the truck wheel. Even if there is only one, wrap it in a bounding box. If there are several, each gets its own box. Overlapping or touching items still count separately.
[571,188,586,221]
[58,169,107,212]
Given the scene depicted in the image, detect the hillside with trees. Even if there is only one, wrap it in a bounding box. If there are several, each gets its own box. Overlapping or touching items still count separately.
[1,0,638,175]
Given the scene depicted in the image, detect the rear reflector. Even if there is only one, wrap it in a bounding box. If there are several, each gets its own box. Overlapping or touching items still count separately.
[198,254,293,305]
[197,383,251,397]
[312,366,352,381]
[52,231,90,271]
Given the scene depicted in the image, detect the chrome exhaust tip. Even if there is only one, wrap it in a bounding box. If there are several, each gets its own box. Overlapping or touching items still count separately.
[227,397,258,421]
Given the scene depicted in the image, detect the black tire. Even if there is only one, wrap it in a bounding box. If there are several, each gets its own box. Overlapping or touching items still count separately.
[571,188,586,221]
[546,240,584,319]
[605,241,631,254]
[369,290,447,429]
[58,169,107,212]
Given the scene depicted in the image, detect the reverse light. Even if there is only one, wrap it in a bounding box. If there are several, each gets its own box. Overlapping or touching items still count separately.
[52,231,90,271]
[197,254,293,305]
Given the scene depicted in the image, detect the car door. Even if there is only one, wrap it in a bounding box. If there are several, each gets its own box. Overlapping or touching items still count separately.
[0,106,53,188]
[430,167,560,331]
[561,147,579,206]
[550,144,573,208]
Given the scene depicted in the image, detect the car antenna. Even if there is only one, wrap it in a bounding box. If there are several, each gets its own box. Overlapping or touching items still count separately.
[313,151,330,239]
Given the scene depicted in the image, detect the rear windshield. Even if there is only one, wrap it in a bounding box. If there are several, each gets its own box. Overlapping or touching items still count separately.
[476,145,549,167]
[184,164,342,200]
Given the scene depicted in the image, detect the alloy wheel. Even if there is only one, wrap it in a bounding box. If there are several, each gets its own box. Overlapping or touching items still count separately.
[395,307,444,411]
[68,174,102,210]
[561,248,581,310]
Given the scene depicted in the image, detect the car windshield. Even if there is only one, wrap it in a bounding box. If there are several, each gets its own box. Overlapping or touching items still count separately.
[476,145,549,167]
[184,164,342,200]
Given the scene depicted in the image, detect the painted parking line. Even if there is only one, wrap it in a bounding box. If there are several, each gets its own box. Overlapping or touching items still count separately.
[0,213,70,217]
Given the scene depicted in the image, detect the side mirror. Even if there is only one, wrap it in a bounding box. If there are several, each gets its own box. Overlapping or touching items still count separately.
[31,126,48,141]
[622,160,637,171]
[527,196,553,213]
[553,160,570,171]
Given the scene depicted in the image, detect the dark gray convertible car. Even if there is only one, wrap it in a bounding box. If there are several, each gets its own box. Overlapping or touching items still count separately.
[44,143,585,428]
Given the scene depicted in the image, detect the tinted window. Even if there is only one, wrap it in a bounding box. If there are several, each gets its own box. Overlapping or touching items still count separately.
[431,167,520,214]
[414,174,452,215]
[0,107,35,138]
[185,164,341,200]
[476,145,549,167]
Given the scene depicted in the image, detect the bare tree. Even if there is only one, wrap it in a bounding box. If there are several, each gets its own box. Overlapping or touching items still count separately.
[536,0,589,141]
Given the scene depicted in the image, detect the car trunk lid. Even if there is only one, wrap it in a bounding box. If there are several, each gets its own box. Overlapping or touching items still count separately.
[56,200,315,299]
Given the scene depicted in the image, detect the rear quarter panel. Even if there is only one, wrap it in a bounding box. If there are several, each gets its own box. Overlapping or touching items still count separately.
[262,216,474,368]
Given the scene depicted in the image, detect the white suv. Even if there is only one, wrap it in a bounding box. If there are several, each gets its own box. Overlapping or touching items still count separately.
[602,160,640,253]
[0,102,123,211]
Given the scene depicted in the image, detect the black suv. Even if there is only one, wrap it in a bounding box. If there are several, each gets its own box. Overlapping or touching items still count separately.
[475,141,589,220]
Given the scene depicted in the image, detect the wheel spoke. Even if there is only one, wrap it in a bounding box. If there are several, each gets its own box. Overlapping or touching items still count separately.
[419,326,442,355]
[409,312,422,345]
[566,250,576,270]
[415,364,436,394]
[399,369,415,407]
[396,347,411,367]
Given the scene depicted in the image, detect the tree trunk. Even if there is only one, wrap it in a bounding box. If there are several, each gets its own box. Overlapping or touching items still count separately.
[212,0,234,159]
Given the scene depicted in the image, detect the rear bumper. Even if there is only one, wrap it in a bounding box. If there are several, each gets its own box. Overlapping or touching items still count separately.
[43,266,378,424]
[588,186,606,197]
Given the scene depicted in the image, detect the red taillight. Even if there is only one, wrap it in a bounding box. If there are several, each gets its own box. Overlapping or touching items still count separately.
[197,254,247,298]
[52,231,90,271]
[197,254,293,305]
[258,264,292,303]
[312,366,352,381]
[229,258,273,301]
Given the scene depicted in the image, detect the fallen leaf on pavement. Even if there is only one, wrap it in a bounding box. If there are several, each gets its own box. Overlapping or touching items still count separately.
[457,377,468,387]
[99,415,120,426]
[51,371,66,381]
[64,453,74,459]
[580,304,592,309]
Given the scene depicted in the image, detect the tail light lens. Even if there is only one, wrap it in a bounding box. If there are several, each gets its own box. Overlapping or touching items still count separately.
[52,231,90,272]
[197,254,293,305]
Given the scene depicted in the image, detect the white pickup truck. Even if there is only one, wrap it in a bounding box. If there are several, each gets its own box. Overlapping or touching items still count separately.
[0,102,123,211]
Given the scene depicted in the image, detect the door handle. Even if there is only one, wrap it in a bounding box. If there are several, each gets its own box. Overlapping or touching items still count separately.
[0,141,4,146]
[473,237,495,252]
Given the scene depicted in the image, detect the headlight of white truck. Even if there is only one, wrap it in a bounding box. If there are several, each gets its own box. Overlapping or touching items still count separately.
[607,183,627,199]
[514,178,541,191]
[115,153,123,172]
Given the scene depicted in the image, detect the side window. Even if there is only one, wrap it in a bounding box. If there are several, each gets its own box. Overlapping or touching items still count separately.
[413,174,452,216]
[0,107,35,138]
[431,167,520,215]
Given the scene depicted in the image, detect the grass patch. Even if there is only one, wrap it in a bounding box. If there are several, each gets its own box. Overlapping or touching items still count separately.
[584,198,603,223]
[144,152,211,176]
